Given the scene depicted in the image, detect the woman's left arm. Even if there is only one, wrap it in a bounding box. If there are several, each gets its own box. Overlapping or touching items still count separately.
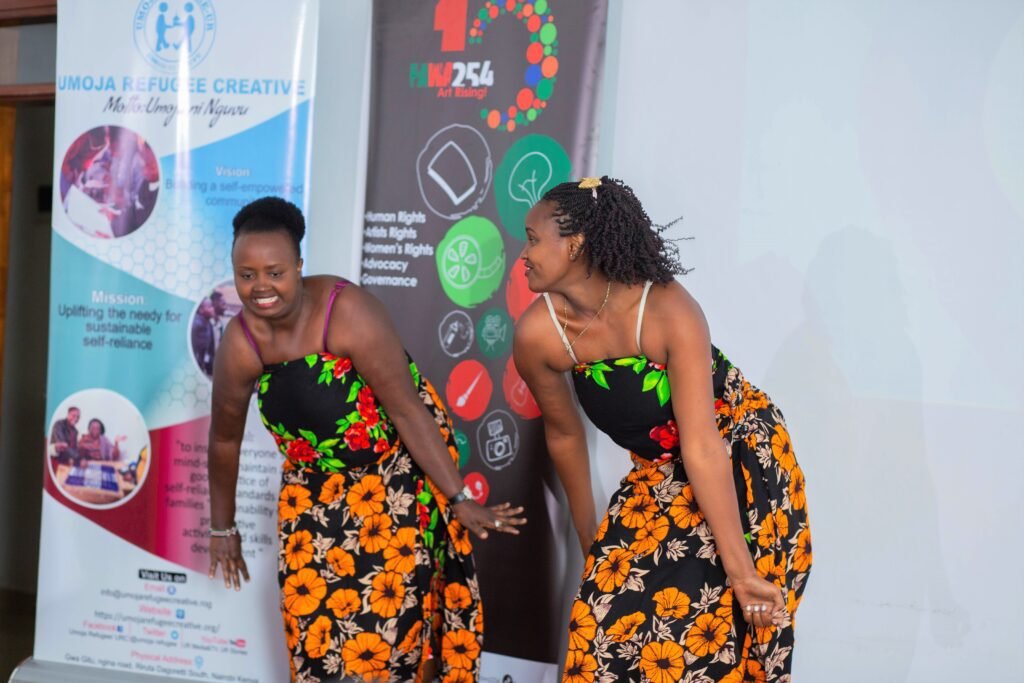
[329,284,525,539]
[658,284,785,628]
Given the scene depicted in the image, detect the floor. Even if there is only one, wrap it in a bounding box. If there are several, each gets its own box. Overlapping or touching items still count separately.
[0,589,34,680]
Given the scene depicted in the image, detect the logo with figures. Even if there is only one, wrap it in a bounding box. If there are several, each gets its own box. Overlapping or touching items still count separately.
[133,0,216,72]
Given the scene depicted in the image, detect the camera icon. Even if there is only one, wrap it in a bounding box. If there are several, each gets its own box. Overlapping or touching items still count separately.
[477,410,519,471]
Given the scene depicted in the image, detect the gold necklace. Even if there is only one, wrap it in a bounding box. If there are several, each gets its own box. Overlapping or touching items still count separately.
[562,281,612,351]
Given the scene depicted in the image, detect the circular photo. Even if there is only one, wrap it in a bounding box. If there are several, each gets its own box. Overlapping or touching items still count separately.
[59,125,160,239]
[190,280,242,379]
[47,389,151,509]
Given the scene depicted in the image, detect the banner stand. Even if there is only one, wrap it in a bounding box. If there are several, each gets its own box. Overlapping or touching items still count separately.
[33,2,318,681]
[9,658,193,683]
[363,1,607,675]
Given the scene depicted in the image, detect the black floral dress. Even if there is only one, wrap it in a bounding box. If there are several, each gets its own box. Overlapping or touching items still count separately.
[563,345,811,683]
[240,282,483,683]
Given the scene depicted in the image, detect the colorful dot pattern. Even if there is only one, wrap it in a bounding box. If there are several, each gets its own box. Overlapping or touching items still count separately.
[474,1,559,132]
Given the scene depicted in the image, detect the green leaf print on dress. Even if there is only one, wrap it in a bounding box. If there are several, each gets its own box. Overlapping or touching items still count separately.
[576,360,614,389]
[578,355,672,406]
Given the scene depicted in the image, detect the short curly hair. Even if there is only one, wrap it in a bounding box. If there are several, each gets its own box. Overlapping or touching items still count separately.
[540,176,687,284]
[232,196,306,258]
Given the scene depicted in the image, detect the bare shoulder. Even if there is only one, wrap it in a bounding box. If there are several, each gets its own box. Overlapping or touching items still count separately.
[645,280,706,323]
[329,277,385,321]
[514,295,568,372]
[304,274,349,300]
[515,295,555,342]
[640,280,710,358]
[322,278,404,361]
[216,316,264,384]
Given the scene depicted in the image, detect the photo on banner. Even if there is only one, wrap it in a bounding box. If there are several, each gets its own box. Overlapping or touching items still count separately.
[34,1,319,681]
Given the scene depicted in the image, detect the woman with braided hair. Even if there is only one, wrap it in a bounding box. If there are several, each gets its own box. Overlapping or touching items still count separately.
[513,177,810,682]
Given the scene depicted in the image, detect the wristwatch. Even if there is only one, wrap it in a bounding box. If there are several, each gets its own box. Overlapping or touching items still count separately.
[448,485,474,506]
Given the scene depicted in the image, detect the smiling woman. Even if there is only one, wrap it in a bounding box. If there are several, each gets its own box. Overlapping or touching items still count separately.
[514,177,811,682]
[206,197,526,683]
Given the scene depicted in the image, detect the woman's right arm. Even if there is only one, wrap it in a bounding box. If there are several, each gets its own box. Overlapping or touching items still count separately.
[207,321,263,590]
[513,306,595,555]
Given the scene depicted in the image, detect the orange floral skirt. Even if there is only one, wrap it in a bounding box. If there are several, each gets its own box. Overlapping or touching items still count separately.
[564,367,811,682]
[276,379,483,682]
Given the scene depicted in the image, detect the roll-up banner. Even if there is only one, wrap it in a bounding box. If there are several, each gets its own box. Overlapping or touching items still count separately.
[363,1,607,678]
[33,1,318,681]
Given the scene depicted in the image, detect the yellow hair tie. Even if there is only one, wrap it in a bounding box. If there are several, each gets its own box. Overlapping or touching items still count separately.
[578,177,601,199]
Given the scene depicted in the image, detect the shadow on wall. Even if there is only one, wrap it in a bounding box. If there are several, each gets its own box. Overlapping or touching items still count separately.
[764,226,968,681]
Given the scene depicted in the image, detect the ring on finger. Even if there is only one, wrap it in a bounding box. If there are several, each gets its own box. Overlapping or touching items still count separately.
[494,520,503,529]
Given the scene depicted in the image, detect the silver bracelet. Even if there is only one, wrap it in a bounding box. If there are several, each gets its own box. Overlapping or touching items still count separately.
[209,525,238,537]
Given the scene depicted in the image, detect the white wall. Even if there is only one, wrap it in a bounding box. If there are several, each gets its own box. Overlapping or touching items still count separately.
[595,1,1023,680]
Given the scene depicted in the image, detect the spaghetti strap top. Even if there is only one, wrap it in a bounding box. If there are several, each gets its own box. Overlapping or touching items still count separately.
[236,279,350,366]
[567,279,734,459]
[236,312,263,364]
[542,292,578,364]
[635,280,653,353]
[322,279,349,352]
[252,277,406,469]
[543,280,654,364]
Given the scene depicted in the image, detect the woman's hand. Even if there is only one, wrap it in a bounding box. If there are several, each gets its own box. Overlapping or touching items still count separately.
[453,501,527,540]
[208,535,250,591]
[732,574,787,629]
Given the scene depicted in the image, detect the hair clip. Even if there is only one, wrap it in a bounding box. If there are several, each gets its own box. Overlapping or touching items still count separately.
[578,177,601,199]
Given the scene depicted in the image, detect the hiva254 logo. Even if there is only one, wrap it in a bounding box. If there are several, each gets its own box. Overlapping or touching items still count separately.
[133,0,216,71]
[410,0,560,132]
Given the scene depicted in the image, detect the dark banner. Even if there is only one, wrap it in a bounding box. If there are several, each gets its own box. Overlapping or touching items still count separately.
[363,0,607,672]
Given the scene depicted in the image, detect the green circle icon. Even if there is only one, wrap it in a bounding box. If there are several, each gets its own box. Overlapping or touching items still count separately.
[436,216,506,308]
[454,429,471,469]
[494,134,572,240]
[539,22,557,45]
[475,307,513,359]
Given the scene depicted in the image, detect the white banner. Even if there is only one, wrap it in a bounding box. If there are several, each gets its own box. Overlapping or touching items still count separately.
[35,1,319,680]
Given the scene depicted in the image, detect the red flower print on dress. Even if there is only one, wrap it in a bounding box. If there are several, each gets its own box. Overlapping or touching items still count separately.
[649,420,679,450]
[373,438,389,454]
[332,356,353,379]
[344,423,371,450]
[286,438,317,462]
[357,385,380,427]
